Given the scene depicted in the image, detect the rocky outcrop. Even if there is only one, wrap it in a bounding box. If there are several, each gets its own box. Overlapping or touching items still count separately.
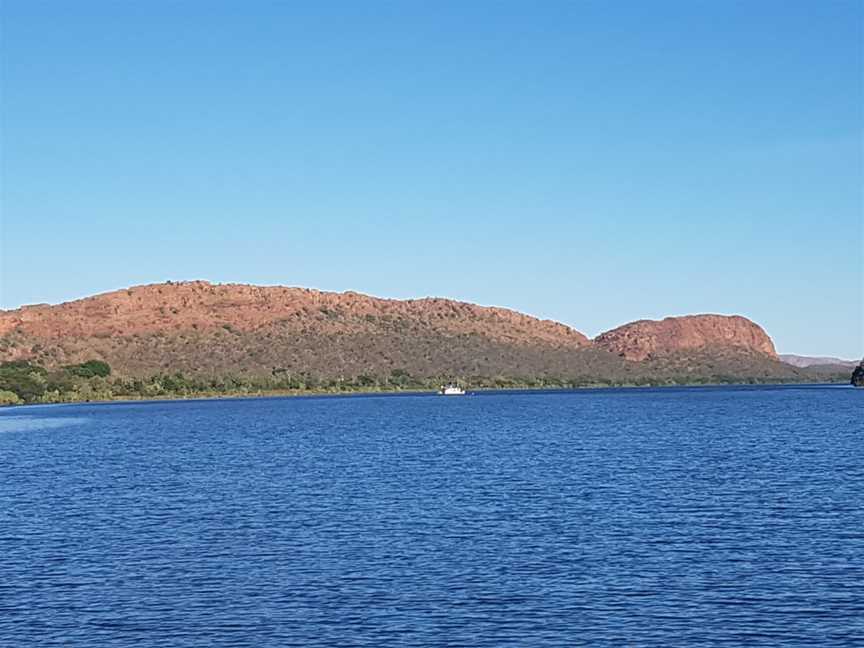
[594,314,777,361]
[852,360,864,387]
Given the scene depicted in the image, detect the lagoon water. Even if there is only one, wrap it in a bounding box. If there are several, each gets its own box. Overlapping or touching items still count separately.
[1,386,862,646]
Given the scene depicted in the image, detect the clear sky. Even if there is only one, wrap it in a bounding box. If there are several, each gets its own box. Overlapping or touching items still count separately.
[1,1,862,358]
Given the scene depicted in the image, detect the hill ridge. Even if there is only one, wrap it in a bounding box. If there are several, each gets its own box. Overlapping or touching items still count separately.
[2,281,839,391]
[0,280,588,346]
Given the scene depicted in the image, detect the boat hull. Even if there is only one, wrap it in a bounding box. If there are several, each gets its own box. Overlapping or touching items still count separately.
[439,387,466,396]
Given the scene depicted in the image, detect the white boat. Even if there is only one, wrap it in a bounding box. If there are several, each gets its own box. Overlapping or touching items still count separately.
[439,383,466,396]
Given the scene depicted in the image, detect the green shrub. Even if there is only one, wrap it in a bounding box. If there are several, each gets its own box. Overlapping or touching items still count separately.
[64,360,111,378]
[0,390,22,406]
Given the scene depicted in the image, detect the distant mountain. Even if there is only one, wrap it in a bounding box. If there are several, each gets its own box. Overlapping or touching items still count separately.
[0,281,847,390]
[779,354,857,369]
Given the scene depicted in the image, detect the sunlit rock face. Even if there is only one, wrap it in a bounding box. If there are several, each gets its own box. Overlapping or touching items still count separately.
[594,314,777,362]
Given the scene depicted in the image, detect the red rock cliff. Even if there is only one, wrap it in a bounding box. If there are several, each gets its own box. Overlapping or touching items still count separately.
[594,314,777,361]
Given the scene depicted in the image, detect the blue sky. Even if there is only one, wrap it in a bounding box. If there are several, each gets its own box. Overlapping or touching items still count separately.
[1,1,861,358]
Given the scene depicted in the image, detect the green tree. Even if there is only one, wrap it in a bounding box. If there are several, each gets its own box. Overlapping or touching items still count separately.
[0,361,48,402]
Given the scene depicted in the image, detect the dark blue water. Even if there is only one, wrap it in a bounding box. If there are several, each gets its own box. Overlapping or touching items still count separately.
[1,385,862,646]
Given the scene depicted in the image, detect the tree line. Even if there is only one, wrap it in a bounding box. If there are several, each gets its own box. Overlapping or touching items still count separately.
[1,357,820,406]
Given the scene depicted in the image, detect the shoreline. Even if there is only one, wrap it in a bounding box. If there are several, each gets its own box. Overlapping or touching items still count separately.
[1,379,850,409]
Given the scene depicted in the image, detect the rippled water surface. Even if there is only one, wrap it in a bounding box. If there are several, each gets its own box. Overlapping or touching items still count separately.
[1,386,862,646]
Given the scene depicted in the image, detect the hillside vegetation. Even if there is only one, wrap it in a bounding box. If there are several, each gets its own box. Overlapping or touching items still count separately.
[0,281,849,404]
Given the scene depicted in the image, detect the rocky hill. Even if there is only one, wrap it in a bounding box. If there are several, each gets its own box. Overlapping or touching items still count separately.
[0,281,590,380]
[0,281,841,389]
[0,281,588,346]
[594,314,777,361]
